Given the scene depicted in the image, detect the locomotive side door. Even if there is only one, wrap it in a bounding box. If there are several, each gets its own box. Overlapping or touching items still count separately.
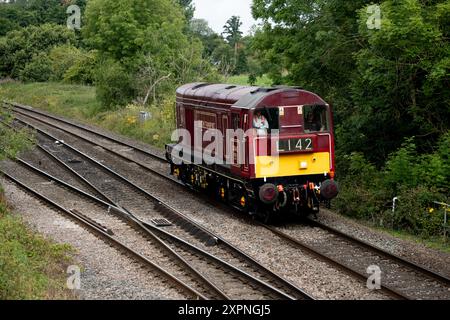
[229,112,241,176]
[222,115,228,165]
[185,107,194,149]
[229,110,250,178]
[242,113,250,174]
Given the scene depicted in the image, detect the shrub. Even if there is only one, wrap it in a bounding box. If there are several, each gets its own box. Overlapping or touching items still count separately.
[48,44,83,81]
[334,153,388,223]
[389,185,446,237]
[94,59,136,109]
[19,52,52,82]
[49,45,97,85]
[0,23,76,79]
[334,137,449,238]
[63,50,98,85]
[384,139,418,190]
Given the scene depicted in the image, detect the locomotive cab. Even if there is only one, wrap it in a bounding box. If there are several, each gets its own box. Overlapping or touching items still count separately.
[247,104,337,216]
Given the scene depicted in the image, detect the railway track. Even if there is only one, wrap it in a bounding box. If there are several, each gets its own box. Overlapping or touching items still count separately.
[0,160,209,300]
[2,106,313,300]
[0,157,311,300]
[4,101,450,300]
[261,222,450,300]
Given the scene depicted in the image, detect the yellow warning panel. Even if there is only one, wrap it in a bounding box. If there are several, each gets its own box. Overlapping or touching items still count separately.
[255,152,330,178]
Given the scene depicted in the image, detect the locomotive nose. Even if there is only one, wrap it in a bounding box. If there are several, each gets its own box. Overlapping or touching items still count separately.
[320,179,339,200]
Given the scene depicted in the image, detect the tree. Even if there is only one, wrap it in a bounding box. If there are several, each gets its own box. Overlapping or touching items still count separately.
[0,0,88,36]
[222,16,243,47]
[83,0,214,107]
[344,0,450,164]
[222,16,244,72]
[177,0,195,22]
[190,18,227,59]
[0,3,37,36]
[83,0,187,64]
[252,0,449,166]
[0,23,76,79]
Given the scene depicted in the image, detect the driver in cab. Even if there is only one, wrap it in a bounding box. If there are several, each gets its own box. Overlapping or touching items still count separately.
[253,110,269,135]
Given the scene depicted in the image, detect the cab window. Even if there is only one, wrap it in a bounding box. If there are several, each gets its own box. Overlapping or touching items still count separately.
[252,108,279,135]
[232,113,240,130]
[303,105,329,133]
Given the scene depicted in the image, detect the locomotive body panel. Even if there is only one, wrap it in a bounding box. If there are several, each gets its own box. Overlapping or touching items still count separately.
[254,152,331,179]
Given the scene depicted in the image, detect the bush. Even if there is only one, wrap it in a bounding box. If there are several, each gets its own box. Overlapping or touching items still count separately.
[384,139,418,190]
[0,23,76,79]
[48,45,82,81]
[49,45,97,85]
[334,153,389,223]
[390,185,446,237]
[63,50,98,85]
[19,52,52,82]
[94,59,136,109]
[335,136,449,238]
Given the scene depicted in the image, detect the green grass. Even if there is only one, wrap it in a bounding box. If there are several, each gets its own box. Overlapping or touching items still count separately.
[0,184,76,299]
[0,81,175,149]
[224,74,273,87]
[0,81,101,119]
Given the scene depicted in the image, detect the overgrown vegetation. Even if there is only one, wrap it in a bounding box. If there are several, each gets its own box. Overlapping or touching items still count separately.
[0,188,75,299]
[0,82,175,148]
[0,104,74,299]
[0,105,34,160]
[335,134,449,238]
[252,0,449,239]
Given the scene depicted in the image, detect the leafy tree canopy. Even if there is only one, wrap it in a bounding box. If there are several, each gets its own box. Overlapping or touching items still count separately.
[0,0,87,36]
[83,0,186,66]
[0,23,76,79]
[222,15,243,47]
[252,0,450,165]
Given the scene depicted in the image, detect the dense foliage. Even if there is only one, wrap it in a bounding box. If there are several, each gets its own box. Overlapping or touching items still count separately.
[82,0,218,108]
[252,0,449,163]
[0,0,87,36]
[252,0,449,237]
[0,23,76,80]
[335,134,449,237]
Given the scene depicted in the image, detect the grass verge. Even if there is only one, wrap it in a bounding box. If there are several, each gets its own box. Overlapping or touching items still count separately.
[0,182,76,299]
[224,74,272,86]
[0,81,175,148]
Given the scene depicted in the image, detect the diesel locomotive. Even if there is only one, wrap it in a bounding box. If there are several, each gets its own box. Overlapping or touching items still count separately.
[166,83,339,221]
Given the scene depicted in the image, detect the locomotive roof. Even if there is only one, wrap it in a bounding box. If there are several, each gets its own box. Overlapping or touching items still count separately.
[176,83,327,110]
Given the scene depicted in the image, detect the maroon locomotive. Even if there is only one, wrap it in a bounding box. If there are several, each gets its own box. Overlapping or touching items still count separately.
[166,83,339,221]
